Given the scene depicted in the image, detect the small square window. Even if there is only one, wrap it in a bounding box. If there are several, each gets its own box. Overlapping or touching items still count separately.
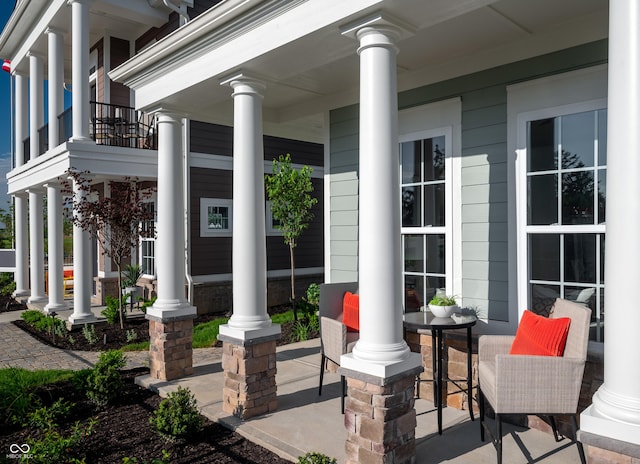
[266,201,283,236]
[200,198,232,237]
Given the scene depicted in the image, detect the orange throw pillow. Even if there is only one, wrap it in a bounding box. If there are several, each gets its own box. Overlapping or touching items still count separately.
[342,291,360,332]
[510,310,571,357]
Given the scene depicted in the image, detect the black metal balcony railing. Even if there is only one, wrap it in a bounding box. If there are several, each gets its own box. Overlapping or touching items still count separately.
[24,102,158,158]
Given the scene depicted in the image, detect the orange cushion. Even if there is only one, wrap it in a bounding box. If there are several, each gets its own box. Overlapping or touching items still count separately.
[342,291,360,332]
[63,270,73,278]
[510,310,571,357]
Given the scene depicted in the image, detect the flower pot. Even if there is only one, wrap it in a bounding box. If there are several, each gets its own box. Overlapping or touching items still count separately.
[428,304,457,318]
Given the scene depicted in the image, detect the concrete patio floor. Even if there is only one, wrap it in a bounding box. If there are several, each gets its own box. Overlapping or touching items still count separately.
[137,338,585,463]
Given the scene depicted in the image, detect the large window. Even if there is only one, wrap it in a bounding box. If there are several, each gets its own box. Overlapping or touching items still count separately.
[524,109,606,341]
[140,201,156,277]
[401,133,450,312]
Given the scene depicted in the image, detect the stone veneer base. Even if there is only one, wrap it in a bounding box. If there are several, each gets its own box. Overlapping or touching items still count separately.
[580,431,640,464]
[148,316,195,381]
[341,366,423,464]
[221,335,279,420]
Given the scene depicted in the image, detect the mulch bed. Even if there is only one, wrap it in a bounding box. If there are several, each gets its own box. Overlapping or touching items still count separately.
[0,369,292,464]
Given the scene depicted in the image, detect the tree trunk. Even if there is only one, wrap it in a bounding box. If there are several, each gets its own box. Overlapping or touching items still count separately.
[290,241,297,321]
[115,260,124,330]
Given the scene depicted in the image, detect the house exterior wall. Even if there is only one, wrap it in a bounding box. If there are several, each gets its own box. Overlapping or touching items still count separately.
[328,40,607,323]
[189,120,324,313]
[109,37,131,107]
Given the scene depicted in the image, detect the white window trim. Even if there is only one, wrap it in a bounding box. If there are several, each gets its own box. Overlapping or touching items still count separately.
[140,196,157,280]
[200,198,233,237]
[399,98,462,305]
[508,65,607,334]
[265,201,283,236]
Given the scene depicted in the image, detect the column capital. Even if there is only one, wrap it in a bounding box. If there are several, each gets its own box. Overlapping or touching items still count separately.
[148,107,186,123]
[44,26,65,36]
[27,51,45,61]
[67,0,93,5]
[220,72,266,97]
[340,11,415,43]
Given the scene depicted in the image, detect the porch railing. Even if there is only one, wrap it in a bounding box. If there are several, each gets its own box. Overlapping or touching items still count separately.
[25,102,157,157]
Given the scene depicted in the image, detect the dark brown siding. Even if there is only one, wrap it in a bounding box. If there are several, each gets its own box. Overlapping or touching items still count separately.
[190,120,323,166]
[190,170,323,276]
[266,178,324,271]
[190,168,233,276]
[136,0,224,52]
[190,121,233,156]
[110,37,131,107]
[91,39,104,102]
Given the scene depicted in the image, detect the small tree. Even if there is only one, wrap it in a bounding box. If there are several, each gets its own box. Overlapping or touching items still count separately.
[64,170,155,328]
[265,154,318,321]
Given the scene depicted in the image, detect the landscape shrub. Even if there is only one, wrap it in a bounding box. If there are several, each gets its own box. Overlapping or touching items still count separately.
[149,386,203,440]
[25,417,97,464]
[101,296,122,324]
[26,398,73,430]
[85,350,126,408]
[297,452,337,464]
[0,272,16,296]
[82,324,99,345]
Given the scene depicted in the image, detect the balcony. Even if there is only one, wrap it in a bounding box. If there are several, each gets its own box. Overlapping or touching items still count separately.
[22,102,157,162]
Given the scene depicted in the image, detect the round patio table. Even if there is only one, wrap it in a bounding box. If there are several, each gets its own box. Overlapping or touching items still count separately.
[403,310,477,435]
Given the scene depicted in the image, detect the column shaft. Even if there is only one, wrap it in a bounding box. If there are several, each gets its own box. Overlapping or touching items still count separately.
[44,184,68,312]
[29,53,44,160]
[47,28,64,149]
[219,76,279,341]
[14,73,27,166]
[581,0,640,446]
[69,180,95,322]
[13,195,29,297]
[70,0,91,142]
[146,112,194,318]
[27,191,46,303]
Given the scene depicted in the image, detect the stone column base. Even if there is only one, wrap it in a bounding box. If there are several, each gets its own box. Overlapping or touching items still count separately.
[221,337,278,420]
[148,316,194,381]
[343,367,423,464]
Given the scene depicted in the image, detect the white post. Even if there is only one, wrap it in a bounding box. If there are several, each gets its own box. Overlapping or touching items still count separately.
[580,0,640,445]
[146,111,195,319]
[13,72,29,298]
[69,178,95,323]
[44,183,68,313]
[340,16,420,378]
[68,0,91,142]
[27,189,47,304]
[219,74,279,341]
[46,27,64,149]
[28,52,44,160]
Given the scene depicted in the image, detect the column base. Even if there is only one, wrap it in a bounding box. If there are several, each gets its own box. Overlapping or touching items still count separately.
[148,315,195,381]
[27,295,48,305]
[67,313,97,329]
[44,302,69,314]
[221,335,279,420]
[13,289,30,298]
[342,367,423,464]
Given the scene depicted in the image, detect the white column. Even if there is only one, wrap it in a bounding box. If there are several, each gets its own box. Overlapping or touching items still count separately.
[28,52,44,160]
[69,179,95,323]
[581,0,640,445]
[146,111,195,319]
[27,189,47,304]
[46,27,64,149]
[13,73,30,298]
[13,194,29,297]
[218,74,279,342]
[340,17,420,378]
[44,183,68,313]
[68,0,91,142]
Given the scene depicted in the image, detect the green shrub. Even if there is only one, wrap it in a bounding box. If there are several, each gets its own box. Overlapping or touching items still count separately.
[290,320,312,343]
[82,324,99,345]
[21,309,46,326]
[25,417,96,464]
[101,296,122,324]
[297,452,337,464]
[71,369,92,392]
[149,386,203,440]
[306,283,320,306]
[85,350,126,408]
[0,272,16,296]
[125,329,138,343]
[122,450,171,464]
[26,398,73,430]
[140,296,157,314]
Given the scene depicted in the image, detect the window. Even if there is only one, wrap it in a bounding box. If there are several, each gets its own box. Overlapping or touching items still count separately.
[522,108,606,341]
[266,201,283,236]
[400,132,452,312]
[140,201,156,277]
[200,198,232,237]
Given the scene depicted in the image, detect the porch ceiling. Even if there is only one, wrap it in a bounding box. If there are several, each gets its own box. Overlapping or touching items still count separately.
[119,0,608,143]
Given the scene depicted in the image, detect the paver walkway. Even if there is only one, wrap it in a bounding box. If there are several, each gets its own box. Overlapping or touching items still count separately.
[0,310,221,371]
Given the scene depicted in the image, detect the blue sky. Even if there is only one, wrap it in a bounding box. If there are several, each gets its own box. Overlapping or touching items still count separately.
[0,2,15,210]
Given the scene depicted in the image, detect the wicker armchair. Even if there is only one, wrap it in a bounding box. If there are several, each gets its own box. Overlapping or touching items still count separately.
[318,282,359,414]
[478,298,591,464]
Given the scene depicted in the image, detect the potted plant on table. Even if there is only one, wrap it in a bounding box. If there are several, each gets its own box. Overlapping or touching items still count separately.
[428,294,458,318]
[121,264,143,307]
